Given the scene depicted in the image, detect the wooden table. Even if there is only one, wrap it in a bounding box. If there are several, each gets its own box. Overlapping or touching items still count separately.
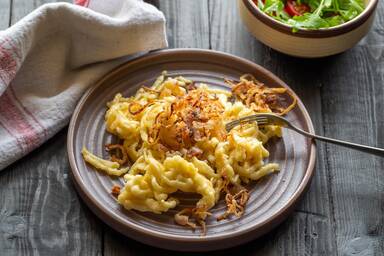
[1,1,383,255]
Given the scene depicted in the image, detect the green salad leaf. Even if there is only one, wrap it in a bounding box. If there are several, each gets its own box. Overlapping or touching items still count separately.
[262,0,291,21]
[258,0,365,31]
[324,0,333,8]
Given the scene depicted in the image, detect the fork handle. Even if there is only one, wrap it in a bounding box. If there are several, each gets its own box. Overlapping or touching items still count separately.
[289,125,384,157]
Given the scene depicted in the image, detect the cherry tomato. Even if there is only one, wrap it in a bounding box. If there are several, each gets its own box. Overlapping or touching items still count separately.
[284,0,310,16]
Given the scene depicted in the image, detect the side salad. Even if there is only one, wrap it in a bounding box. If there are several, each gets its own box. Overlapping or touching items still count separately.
[255,0,366,31]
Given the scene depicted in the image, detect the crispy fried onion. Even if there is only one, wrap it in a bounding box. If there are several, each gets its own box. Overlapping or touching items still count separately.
[111,185,121,196]
[152,89,227,150]
[174,207,211,235]
[128,102,150,115]
[217,181,250,221]
[105,144,128,165]
[183,81,197,92]
[227,74,297,115]
[186,146,203,159]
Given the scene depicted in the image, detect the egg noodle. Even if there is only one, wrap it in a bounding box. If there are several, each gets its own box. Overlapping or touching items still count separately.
[82,71,296,234]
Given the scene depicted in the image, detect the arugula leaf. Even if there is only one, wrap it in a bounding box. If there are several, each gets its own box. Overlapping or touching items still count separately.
[324,14,345,26]
[257,0,365,31]
[324,0,333,8]
[307,0,322,11]
[338,0,364,21]
[338,0,364,12]
[257,0,265,9]
[288,0,328,30]
[262,0,285,17]
[288,12,329,30]
[262,0,288,22]
[350,0,365,12]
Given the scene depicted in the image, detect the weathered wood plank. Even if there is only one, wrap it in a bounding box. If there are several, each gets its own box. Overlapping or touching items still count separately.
[320,2,384,254]
[209,0,335,255]
[2,0,383,255]
[0,130,103,256]
[10,0,70,24]
[103,1,210,255]
[0,0,10,30]
[158,0,210,49]
[0,1,102,255]
[103,1,337,255]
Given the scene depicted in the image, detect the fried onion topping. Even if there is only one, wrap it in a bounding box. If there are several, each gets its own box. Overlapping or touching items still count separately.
[227,74,297,115]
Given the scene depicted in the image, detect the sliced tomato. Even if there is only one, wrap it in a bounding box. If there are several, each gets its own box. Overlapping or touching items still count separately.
[284,0,310,17]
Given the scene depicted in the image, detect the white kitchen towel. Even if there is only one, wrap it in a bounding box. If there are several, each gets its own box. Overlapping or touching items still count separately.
[0,0,167,170]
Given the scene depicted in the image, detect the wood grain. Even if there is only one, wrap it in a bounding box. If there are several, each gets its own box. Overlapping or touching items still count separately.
[10,0,61,24]
[209,0,336,255]
[102,2,208,254]
[320,3,384,253]
[158,0,210,49]
[0,1,102,256]
[0,129,102,256]
[0,0,10,30]
[1,0,383,255]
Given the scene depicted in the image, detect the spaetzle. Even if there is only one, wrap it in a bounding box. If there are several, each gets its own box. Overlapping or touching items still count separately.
[82,71,296,233]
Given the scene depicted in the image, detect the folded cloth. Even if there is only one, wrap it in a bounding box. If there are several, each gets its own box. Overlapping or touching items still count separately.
[0,0,167,170]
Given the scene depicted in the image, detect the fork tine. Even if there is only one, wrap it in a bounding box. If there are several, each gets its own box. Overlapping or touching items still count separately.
[226,113,291,132]
[240,116,268,124]
[238,116,267,123]
[225,115,272,132]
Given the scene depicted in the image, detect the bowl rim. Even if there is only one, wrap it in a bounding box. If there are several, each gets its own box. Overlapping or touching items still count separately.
[67,48,317,249]
[242,0,378,38]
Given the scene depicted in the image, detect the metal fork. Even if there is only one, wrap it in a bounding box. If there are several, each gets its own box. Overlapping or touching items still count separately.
[226,113,384,157]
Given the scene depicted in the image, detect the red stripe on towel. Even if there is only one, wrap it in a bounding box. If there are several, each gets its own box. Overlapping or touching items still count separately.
[3,37,21,60]
[0,39,18,87]
[9,85,48,139]
[0,37,47,139]
[74,0,90,7]
[0,36,45,152]
[0,91,41,153]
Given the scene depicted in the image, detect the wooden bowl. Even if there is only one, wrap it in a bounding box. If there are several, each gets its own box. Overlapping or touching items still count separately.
[238,0,378,58]
[67,49,316,251]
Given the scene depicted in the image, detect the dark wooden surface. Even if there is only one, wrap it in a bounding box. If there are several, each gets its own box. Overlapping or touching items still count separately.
[0,0,383,255]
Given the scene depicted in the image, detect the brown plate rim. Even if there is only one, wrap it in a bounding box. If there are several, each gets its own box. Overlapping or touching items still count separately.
[67,48,316,243]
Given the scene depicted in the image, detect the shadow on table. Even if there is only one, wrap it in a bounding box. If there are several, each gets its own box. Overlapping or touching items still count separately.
[101,216,296,256]
[260,48,347,92]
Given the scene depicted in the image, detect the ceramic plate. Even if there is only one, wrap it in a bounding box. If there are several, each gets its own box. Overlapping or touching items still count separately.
[67,49,316,251]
